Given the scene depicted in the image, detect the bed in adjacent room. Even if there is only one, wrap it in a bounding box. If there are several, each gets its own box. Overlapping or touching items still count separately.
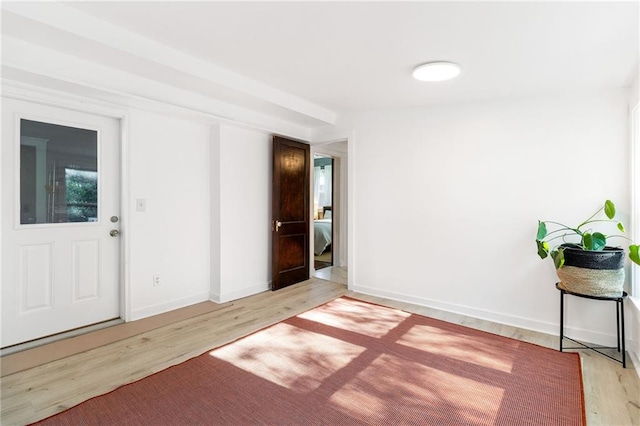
[314,219,332,255]
[314,207,332,256]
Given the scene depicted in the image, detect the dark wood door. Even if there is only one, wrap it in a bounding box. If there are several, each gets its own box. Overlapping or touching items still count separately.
[272,136,310,290]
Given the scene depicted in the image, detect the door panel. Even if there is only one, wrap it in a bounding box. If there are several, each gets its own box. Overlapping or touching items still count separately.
[279,144,306,222]
[272,136,310,290]
[278,234,306,270]
[19,243,53,312]
[1,98,121,348]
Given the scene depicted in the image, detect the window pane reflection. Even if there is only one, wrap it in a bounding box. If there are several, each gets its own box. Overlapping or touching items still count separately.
[20,119,98,224]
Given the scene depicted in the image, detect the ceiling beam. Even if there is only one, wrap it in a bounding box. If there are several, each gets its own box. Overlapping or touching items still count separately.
[2,37,313,140]
[2,1,337,126]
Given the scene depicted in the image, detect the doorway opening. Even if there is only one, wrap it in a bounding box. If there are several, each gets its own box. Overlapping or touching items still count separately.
[313,155,333,270]
[312,137,348,287]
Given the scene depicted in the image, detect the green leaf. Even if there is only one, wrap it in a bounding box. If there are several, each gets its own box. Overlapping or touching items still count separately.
[630,245,640,266]
[604,199,616,219]
[583,232,606,251]
[551,248,565,269]
[536,221,547,240]
[617,222,626,232]
[591,232,606,250]
[536,240,549,259]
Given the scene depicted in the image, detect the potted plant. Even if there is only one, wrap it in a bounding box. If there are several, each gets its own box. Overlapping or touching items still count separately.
[536,200,640,296]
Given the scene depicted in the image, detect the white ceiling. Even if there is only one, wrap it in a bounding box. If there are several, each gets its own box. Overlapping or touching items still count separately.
[2,1,638,131]
[66,1,639,108]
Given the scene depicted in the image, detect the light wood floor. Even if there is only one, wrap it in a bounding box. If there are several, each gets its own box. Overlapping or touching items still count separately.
[1,268,639,425]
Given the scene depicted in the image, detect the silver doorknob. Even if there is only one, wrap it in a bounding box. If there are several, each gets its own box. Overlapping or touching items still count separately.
[109,229,120,237]
[274,220,282,232]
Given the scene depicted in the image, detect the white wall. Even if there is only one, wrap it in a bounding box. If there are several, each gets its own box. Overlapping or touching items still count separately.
[349,90,630,345]
[629,73,640,371]
[210,123,272,302]
[128,110,211,319]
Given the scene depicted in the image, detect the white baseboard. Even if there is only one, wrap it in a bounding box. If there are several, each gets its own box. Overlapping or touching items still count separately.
[130,291,211,321]
[628,297,640,376]
[351,284,621,347]
[211,282,270,304]
[629,349,640,378]
[209,291,221,304]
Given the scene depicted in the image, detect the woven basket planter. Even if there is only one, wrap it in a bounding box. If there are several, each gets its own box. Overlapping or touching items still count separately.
[556,244,625,297]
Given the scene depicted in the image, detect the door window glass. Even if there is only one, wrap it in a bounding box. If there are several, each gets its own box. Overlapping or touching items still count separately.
[20,119,98,224]
[313,157,332,219]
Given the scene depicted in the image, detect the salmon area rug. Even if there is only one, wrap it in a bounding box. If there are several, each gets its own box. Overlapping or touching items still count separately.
[36,297,585,425]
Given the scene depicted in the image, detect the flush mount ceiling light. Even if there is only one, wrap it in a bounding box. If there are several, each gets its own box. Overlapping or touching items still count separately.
[412,61,461,82]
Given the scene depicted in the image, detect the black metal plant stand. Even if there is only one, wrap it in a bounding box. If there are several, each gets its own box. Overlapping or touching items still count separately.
[556,282,627,368]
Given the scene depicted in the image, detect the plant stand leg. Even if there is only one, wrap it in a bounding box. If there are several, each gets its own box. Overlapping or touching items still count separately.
[616,301,620,352]
[621,299,626,368]
[559,289,564,352]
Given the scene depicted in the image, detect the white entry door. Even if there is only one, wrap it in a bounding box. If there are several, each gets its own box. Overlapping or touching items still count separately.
[1,98,121,348]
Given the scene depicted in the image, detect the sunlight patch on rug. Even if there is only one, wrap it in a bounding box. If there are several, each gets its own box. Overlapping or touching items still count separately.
[397,325,516,373]
[297,297,411,338]
[329,353,505,425]
[209,322,366,393]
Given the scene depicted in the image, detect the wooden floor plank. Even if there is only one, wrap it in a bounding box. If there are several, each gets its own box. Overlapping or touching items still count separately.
[1,268,638,425]
[1,300,231,377]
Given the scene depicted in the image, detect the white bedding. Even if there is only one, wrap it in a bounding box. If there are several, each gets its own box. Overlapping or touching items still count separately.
[314,219,332,255]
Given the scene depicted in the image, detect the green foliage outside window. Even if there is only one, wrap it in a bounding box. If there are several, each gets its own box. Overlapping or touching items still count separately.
[66,169,98,222]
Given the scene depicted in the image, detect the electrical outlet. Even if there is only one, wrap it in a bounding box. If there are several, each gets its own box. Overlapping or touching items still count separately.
[153,274,161,286]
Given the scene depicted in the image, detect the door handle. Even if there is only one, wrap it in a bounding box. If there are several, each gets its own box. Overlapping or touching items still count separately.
[274,220,282,232]
[109,229,120,237]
